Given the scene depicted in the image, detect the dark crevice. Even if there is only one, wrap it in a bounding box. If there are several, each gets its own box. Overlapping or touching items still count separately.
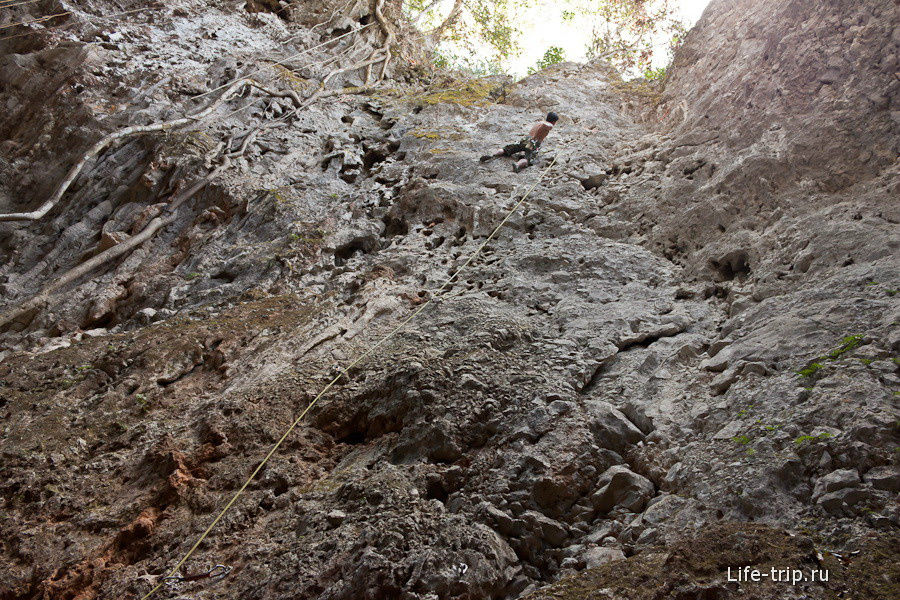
[338,430,367,445]
[710,250,751,281]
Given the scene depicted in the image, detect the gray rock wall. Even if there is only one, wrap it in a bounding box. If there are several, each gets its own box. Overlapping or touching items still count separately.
[0,0,897,599]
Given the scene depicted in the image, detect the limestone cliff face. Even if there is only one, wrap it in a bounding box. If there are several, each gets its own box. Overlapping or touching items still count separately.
[0,1,897,599]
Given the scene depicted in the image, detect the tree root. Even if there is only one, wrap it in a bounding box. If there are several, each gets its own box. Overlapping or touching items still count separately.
[0,78,308,224]
[372,0,395,82]
[0,79,375,332]
[1,0,399,225]
[0,3,399,330]
[0,79,256,223]
[0,158,231,331]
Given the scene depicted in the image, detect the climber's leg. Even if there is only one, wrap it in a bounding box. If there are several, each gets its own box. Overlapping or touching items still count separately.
[479,148,506,162]
[482,142,526,163]
[503,142,527,156]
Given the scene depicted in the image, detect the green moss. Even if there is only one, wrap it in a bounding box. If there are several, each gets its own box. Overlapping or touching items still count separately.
[794,432,832,445]
[797,362,824,377]
[417,78,495,105]
[377,77,497,107]
[608,72,664,106]
[732,434,751,445]
[826,334,864,359]
[272,64,310,91]
[410,127,467,141]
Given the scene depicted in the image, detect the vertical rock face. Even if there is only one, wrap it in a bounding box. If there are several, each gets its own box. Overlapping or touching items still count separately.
[0,1,897,599]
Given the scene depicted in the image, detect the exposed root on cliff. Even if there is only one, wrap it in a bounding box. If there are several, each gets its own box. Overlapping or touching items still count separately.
[0,1,399,224]
[0,158,231,331]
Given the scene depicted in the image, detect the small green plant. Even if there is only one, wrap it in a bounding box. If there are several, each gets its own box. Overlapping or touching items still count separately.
[794,432,833,445]
[797,362,824,377]
[185,272,201,280]
[745,447,757,456]
[528,46,565,74]
[643,66,667,81]
[886,289,897,296]
[826,334,863,359]
[135,394,149,412]
[732,435,752,445]
[859,358,873,365]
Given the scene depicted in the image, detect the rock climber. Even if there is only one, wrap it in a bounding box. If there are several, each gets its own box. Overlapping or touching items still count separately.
[480,111,559,172]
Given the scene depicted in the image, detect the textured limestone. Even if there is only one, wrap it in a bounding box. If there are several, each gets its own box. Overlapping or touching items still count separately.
[0,0,898,599]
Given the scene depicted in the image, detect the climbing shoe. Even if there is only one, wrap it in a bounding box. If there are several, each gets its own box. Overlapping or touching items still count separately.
[479,155,494,162]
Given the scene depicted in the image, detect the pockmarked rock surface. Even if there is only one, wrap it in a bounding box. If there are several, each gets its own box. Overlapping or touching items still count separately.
[1,0,897,599]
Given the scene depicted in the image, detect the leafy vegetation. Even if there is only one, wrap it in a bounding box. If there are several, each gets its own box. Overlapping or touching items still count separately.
[568,0,686,76]
[797,362,824,378]
[528,46,566,74]
[796,334,866,378]
[405,0,685,77]
[643,66,667,81]
[794,432,833,445]
[826,334,864,359]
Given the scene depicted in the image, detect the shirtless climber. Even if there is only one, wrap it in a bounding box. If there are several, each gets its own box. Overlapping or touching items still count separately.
[480,112,559,172]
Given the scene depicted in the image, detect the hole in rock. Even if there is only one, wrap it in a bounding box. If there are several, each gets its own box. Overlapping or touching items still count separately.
[363,148,389,172]
[710,250,751,281]
[338,430,366,445]
[425,480,449,503]
[382,215,408,237]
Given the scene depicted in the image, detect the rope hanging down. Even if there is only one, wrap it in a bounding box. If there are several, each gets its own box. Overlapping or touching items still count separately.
[139,154,560,600]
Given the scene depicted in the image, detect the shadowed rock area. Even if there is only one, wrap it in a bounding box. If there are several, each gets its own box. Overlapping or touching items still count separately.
[0,0,897,599]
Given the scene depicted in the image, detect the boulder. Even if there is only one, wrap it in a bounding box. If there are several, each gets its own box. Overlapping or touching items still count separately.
[584,401,644,453]
[522,511,569,547]
[591,465,655,513]
[863,466,900,492]
[583,546,625,568]
[812,469,860,501]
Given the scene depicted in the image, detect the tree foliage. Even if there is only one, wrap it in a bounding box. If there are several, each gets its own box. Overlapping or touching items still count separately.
[575,0,686,76]
[404,0,530,70]
[401,0,685,77]
[528,46,566,74]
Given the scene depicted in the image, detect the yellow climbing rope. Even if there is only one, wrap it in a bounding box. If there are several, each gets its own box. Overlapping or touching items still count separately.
[139,154,559,600]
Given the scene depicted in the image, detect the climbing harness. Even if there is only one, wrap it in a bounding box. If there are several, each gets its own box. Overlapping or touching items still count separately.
[162,564,232,587]
[138,155,561,600]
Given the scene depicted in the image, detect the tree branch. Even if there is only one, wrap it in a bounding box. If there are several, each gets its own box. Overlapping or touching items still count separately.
[0,78,287,224]
[426,0,463,40]
[0,159,231,330]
